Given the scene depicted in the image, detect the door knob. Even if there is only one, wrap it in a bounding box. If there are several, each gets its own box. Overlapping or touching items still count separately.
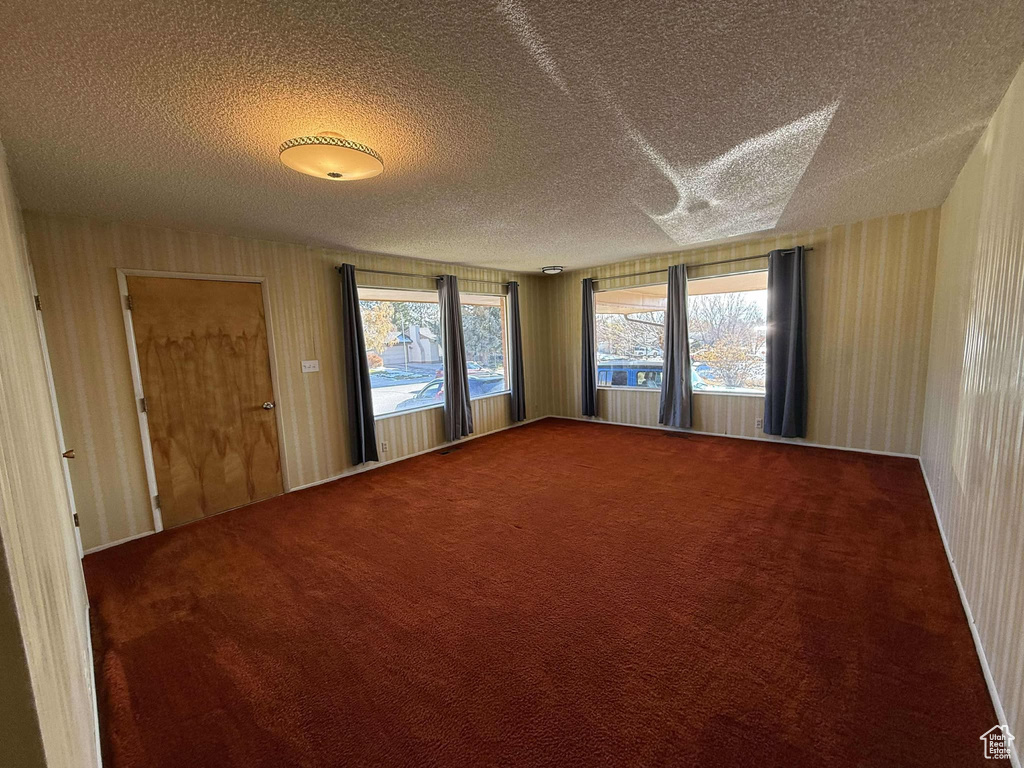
[262,402,276,410]
[62,449,76,459]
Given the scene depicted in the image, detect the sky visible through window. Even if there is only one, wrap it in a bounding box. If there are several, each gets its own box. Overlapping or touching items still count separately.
[595,272,767,394]
[357,288,509,417]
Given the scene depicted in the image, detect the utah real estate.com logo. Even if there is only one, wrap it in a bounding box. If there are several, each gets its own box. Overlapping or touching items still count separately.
[980,725,1015,760]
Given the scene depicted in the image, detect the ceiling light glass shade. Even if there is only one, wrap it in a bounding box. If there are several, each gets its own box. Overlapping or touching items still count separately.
[279,132,383,181]
[541,266,563,274]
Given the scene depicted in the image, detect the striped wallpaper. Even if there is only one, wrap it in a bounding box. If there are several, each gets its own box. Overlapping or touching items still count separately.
[921,60,1024,755]
[16,103,1023,753]
[24,208,947,550]
[543,208,941,455]
[0,142,99,767]
[373,390,523,469]
[24,213,550,551]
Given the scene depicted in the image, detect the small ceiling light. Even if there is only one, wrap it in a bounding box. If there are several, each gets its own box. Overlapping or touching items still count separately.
[541,266,563,275]
[279,131,383,181]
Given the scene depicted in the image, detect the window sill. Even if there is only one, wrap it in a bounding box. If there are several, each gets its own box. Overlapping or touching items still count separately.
[694,389,765,398]
[471,389,511,402]
[597,386,765,398]
[373,389,511,421]
[597,386,661,392]
[374,402,443,421]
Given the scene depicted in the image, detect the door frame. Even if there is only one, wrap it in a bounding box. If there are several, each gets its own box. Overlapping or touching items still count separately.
[29,263,85,558]
[28,246,102,766]
[116,269,291,532]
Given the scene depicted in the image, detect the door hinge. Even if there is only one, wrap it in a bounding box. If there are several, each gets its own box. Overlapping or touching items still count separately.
[153,494,161,509]
[34,294,42,311]
[125,294,134,311]
[139,396,148,413]
[72,513,80,527]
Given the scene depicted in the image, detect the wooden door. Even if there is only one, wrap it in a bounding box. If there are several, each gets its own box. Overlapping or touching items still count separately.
[127,276,283,528]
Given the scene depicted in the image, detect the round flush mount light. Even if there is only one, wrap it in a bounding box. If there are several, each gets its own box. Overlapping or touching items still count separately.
[541,266,563,275]
[279,131,384,181]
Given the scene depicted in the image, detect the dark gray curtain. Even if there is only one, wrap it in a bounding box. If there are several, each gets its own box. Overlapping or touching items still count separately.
[764,247,808,437]
[438,275,474,441]
[581,278,597,417]
[339,264,378,463]
[507,281,527,422]
[659,264,693,428]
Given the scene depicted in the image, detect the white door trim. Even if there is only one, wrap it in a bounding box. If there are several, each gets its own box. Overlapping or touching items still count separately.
[27,247,101,765]
[115,268,291,533]
[28,264,84,557]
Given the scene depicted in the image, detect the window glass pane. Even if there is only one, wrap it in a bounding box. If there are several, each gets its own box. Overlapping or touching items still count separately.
[595,284,667,388]
[460,294,510,399]
[593,272,767,395]
[687,271,768,394]
[358,287,445,417]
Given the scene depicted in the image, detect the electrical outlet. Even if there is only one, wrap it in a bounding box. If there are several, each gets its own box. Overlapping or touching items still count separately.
[380,441,389,452]
[301,359,320,373]
[754,417,764,431]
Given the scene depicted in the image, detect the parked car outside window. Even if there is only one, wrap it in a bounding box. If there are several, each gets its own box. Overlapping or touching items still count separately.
[395,374,507,411]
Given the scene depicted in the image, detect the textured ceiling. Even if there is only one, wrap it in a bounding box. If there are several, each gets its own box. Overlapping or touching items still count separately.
[1,0,1023,271]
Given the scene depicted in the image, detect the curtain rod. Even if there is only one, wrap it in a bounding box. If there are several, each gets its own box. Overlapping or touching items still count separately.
[335,265,510,287]
[586,247,813,284]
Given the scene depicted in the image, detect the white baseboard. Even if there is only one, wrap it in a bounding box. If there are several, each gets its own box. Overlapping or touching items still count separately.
[919,459,1020,768]
[85,601,103,767]
[85,415,910,555]
[551,415,920,459]
[86,417,544,554]
[556,416,1016,762]
[288,416,545,493]
[82,415,1014,765]
[84,530,156,555]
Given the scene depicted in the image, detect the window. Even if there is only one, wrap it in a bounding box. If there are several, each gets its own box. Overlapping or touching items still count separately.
[460,294,510,399]
[593,271,767,395]
[687,271,767,394]
[356,287,510,418]
[358,287,445,417]
[595,284,667,389]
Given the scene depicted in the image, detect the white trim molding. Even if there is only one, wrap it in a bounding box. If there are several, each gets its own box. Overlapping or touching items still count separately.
[553,415,920,459]
[83,530,159,556]
[290,415,544,492]
[115,268,291,534]
[919,460,1021,768]
[86,416,544,554]
[374,390,513,422]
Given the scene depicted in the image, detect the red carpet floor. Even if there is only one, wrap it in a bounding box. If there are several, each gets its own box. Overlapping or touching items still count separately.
[85,418,996,767]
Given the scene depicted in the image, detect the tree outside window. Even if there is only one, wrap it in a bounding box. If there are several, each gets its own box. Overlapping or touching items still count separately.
[593,272,767,394]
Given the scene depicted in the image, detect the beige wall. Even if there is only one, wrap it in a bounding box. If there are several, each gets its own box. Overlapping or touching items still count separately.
[921,61,1024,749]
[27,206,941,553]
[12,64,1024,754]
[0,529,47,768]
[24,212,552,551]
[0,143,99,766]
[544,209,940,454]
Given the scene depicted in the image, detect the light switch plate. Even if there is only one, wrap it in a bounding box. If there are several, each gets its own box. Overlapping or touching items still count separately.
[301,359,320,373]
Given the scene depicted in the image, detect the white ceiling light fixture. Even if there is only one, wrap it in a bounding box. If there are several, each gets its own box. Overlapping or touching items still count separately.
[541,266,563,275]
[279,131,384,181]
